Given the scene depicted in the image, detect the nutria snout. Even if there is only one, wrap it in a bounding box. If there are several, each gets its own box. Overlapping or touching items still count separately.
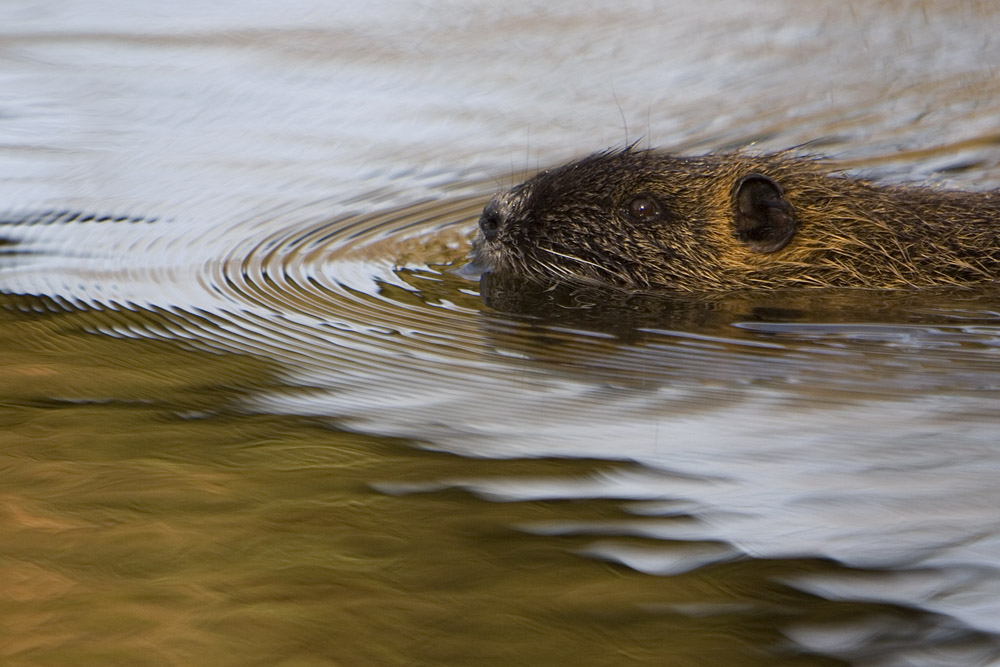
[470,148,1000,291]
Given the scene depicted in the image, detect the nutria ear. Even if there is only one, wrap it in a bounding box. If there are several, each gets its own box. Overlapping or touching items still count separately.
[731,174,796,253]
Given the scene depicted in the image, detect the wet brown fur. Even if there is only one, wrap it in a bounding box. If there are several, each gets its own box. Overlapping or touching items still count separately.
[470,148,1000,291]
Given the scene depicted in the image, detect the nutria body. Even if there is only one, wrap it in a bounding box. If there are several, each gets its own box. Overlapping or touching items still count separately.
[469,148,1000,291]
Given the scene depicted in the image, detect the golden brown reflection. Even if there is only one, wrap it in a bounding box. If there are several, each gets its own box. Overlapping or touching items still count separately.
[0,298,893,666]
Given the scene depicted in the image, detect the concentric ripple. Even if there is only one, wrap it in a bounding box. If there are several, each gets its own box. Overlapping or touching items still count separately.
[4,188,1000,445]
[4,188,1000,442]
[7,191,1000,407]
[5,187,1000,664]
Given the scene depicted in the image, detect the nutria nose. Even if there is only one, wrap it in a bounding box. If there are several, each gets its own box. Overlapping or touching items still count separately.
[478,198,504,242]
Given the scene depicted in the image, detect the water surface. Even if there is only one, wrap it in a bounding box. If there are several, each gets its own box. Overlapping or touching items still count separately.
[3,2,1000,665]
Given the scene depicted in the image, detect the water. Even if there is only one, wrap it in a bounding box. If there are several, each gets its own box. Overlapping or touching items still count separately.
[3,1,1000,665]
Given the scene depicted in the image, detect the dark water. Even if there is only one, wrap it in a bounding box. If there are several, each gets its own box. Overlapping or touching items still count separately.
[4,2,1000,665]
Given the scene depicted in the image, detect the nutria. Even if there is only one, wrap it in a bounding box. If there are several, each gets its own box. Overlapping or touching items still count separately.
[469,148,1000,291]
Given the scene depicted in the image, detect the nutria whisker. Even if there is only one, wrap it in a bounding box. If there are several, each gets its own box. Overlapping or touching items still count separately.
[538,246,633,284]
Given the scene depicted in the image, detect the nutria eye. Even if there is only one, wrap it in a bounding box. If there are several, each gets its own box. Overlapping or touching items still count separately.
[478,200,505,242]
[624,195,663,223]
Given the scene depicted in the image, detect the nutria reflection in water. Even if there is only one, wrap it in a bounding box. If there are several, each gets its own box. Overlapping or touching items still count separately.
[469,148,1000,292]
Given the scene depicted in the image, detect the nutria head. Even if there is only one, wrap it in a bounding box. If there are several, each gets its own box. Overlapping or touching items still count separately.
[469,147,1000,291]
